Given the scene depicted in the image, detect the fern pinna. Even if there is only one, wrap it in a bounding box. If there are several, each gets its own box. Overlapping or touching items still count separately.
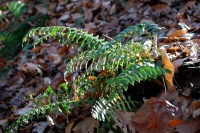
[5,22,166,133]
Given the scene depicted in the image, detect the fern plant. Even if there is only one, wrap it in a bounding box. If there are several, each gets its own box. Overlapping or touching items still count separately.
[5,22,166,133]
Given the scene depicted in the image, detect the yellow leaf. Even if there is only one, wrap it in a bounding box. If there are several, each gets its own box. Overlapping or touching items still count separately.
[89,76,96,81]
[159,48,174,90]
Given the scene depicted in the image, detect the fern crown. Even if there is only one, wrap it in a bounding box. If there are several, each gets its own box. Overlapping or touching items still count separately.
[5,22,166,132]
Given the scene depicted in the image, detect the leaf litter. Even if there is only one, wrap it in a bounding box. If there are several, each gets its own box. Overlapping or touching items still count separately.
[0,0,200,132]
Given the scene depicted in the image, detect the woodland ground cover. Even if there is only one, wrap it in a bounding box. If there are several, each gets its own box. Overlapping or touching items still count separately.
[0,0,200,133]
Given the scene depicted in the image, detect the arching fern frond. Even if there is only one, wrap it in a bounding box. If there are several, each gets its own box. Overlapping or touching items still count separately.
[23,26,106,50]
[91,95,141,121]
[105,64,165,92]
[111,22,164,43]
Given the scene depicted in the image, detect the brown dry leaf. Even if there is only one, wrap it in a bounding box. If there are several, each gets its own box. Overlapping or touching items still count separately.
[72,13,82,21]
[49,53,62,65]
[158,88,181,103]
[109,4,116,15]
[168,29,188,38]
[22,87,38,97]
[159,47,174,90]
[15,101,34,115]
[58,12,70,24]
[163,29,188,43]
[183,47,190,56]
[8,72,24,86]
[72,116,99,133]
[117,111,135,133]
[35,4,48,14]
[84,9,93,22]
[124,0,143,12]
[17,63,42,76]
[179,1,197,13]
[31,45,44,53]
[68,45,78,55]
[172,57,188,72]
[167,119,184,127]
[50,72,65,90]
[39,45,57,55]
[0,58,7,68]
[193,39,200,45]
[57,46,69,55]
[57,64,67,73]
[65,122,75,133]
[175,118,200,133]
[84,22,96,31]
[132,98,182,133]
[32,122,48,133]
[188,99,200,118]
[150,4,170,14]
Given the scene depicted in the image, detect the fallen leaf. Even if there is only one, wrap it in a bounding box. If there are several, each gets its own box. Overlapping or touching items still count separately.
[150,4,170,14]
[188,99,200,118]
[124,0,143,12]
[58,11,70,23]
[57,45,69,55]
[84,22,96,31]
[72,116,99,133]
[89,76,96,81]
[163,29,188,43]
[8,72,24,86]
[49,53,62,65]
[168,29,188,38]
[50,72,65,90]
[109,4,116,15]
[32,122,48,133]
[17,63,42,76]
[0,58,7,68]
[72,13,82,21]
[172,57,188,72]
[179,1,197,13]
[167,119,184,127]
[159,47,174,90]
[117,111,135,133]
[175,118,200,133]
[65,122,74,133]
[84,9,93,22]
[35,4,48,14]
[132,98,182,133]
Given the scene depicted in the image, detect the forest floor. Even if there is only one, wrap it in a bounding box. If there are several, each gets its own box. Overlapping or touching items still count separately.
[0,0,200,133]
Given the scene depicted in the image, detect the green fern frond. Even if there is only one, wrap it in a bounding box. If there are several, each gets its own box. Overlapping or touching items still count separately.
[91,95,141,121]
[23,26,106,50]
[5,85,73,133]
[0,14,48,60]
[105,65,165,92]
[9,1,26,18]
